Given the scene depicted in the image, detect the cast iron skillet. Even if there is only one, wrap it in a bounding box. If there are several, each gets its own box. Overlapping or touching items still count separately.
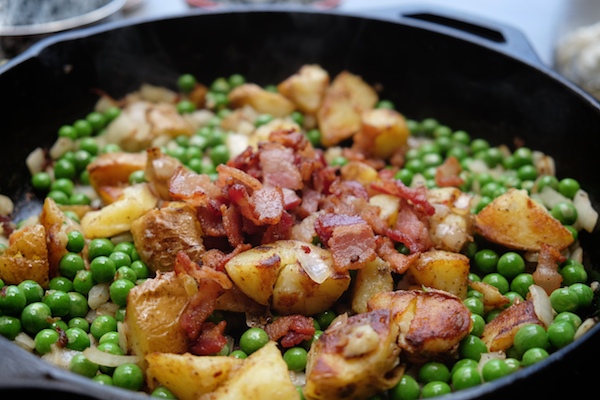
[0,6,599,399]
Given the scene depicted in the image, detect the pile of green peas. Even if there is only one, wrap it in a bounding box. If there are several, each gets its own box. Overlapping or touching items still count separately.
[3,72,598,399]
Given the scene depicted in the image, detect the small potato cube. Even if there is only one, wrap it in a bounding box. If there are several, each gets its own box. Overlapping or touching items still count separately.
[340,161,379,186]
[481,299,543,352]
[228,83,296,118]
[317,71,378,147]
[277,64,330,114]
[405,249,470,299]
[125,271,194,368]
[351,256,394,314]
[368,194,400,227]
[0,224,49,287]
[474,188,574,251]
[146,352,243,400]
[81,183,159,239]
[130,201,205,273]
[200,341,298,400]
[353,108,409,159]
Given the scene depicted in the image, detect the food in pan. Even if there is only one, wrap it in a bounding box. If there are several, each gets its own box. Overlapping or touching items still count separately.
[0,64,597,399]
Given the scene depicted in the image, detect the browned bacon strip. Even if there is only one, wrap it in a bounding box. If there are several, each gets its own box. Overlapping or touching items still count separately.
[265,314,316,348]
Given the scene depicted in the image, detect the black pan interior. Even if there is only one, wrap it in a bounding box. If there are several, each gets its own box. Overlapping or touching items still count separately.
[0,8,599,399]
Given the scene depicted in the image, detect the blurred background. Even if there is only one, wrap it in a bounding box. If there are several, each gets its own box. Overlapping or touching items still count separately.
[1,0,600,96]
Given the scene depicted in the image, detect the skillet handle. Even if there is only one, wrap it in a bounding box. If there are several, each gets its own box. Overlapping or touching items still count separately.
[394,6,544,67]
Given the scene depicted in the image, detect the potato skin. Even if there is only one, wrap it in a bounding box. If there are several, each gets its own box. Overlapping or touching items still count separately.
[368,289,472,363]
[125,271,193,368]
[224,240,351,315]
[131,201,205,272]
[304,309,402,400]
[146,352,243,400]
[0,224,49,287]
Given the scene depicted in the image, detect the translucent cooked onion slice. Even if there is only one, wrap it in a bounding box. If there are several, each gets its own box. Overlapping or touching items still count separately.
[529,284,554,327]
[83,346,141,367]
[297,248,333,284]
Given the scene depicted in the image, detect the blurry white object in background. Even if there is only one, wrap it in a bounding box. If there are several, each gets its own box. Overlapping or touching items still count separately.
[554,0,600,98]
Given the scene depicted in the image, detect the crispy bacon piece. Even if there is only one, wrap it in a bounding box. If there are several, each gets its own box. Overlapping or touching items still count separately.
[220,203,244,247]
[371,179,435,216]
[169,166,220,207]
[315,213,377,271]
[228,184,284,226]
[265,314,316,348]
[533,243,566,295]
[375,236,420,274]
[190,321,228,356]
[259,142,303,190]
[176,252,232,343]
[435,156,464,188]
[385,198,435,253]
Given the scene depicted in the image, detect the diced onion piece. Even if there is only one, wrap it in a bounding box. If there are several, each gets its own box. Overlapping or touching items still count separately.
[25,147,45,175]
[0,194,14,217]
[88,283,110,310]
[477,351,505,373]
[139,83,177,103]
[14,332,35,352]
[297,249,333,284]
[574,317,596,340]
[573,189,599,233]
[42,346,79,369]
[538,186,569,209]
[83,346,141,367]
[49,137,75,160]
[226,132,251,159]
[529,284,554,327]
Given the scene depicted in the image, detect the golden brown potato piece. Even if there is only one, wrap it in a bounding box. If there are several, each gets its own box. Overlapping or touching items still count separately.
[38,197,80,278]
[481,298,544,352]
[404,249,471,299]
[200,341,298,400]
[351,256,394,314]
[368,289,472,363]
[277,64,330,114]
[124,271,194,368]
[474,188,574,251]
[304,309,403,400]
[317,71,378,147]
[353,108,410,159]
[87,151,147,204]
[81,183,159,239]
[130,202,205,273]
[146,352,243,400]
[224,240,351,315]
[228,83,296,118]
[0,224,49,287]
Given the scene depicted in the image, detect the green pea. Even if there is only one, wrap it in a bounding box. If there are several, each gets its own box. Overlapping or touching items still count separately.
[67,291,89,319]
[90,256,117,283]
[550,287,580,313]
[473,249,498,274]
[547,320,575,349]
[389,374,420,400]
[70,353,99,378]
[418,361,450,384]
[68,317,90,332]
[239,327,269,355]
[482,273,509,294]
[66,230,85,253]
[73,119,93,138]
[99,331,121,345]
[78,137,99,155]
[513,323,548,355]
[394,169,414,186]
[470,314,486,337]
[553,311,582,330]
[151,386,177,398]
[481,358,511,382]
[59,252,85,280]
[65,327,91,351]
[73,269,94,295]
[109,251,132,269]
[21,302,52,334]
[0,315,22,340]
[34,328,60,354]
[463,297,484,316]
[47,190,70,205]
[230,350,248,359]
[510,273,535,298]
[177,73,197,93]
[558,178,580,199]
[561,263,588,286]
[451,366,482,390]
[551,201,578,225]
[421,381,451,398]
[31,171,52,191]
[43,290,71,317]
[130,260,149,280]
[91,315,118,341]
[0,285,27,315]
[58,125,77,139]
[521,347,549,367]
[283,346,308,372]
[49,276,74,292]
[228,73,246,88]
[569,283,594,307]
[113,363,144,391]
[316,310,337,330]
[110,279,135,307]
[17,280,44,304]
[536,175,559,193]
[458,335,488,361]
[73,149,93,171]
[497,251,526,280]
[93,374,114,386]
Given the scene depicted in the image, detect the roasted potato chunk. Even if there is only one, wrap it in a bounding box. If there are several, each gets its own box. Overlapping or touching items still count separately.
[368,289,472,363]
[81,183,159,239]
[404,249,471,299]
[86,151,147,204]
[304,309,403,400]
[277,64,330,114]
[474,188,574,251]
[130,202,205,273]
[228,83,296,118]
[317,71,378,147]
[224,240,351,315]
[351,256,394,314]
[353,108,410,159]
[200,341,298,400]
[146,352,243,400]
[124,271,195,368]
[0,224,49,287]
